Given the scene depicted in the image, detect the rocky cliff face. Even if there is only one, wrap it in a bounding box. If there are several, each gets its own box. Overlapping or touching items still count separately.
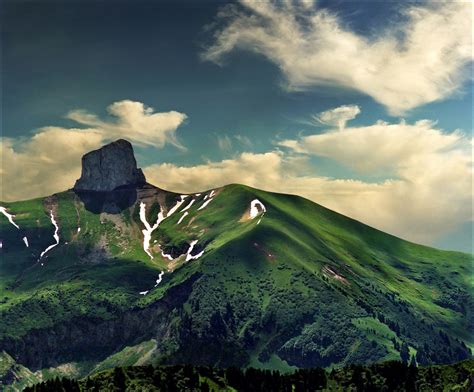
[74,139,146,192]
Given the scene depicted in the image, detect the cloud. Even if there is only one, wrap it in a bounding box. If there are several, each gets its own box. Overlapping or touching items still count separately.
[216,133,254,152]
[67,100,187,149]
[216,135,233,152]
[1,129,103,201]
[314,105,361,130]
[203,1,472,114]
[0,100,187,201]
[234,134,253,148]
[279,118,465,174]
[145,110,472,245]
[145,151,285,193]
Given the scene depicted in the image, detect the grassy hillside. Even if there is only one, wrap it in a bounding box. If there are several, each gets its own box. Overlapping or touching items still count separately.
[0,184,472,387]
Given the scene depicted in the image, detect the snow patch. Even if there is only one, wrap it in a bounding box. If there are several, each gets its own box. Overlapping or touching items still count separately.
[154,271,165,287]
[181,199,195,212]
[196,190,217,211]
[139,271,165,295]
[177,211,189,225]
[139,196,188,259]
[22,237,29,247]
[161,251,174,261]
[185,240,204,261]
[77,227,81,234]
[250,199,266,220]
[38,211,60,261]
[139,202,165,259]
[0,207,20,229]
[198,198,213,211]
[167,195,188,217]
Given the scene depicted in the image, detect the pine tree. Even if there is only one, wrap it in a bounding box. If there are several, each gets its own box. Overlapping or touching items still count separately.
[409,354,417,368]
[400,342,410,364]
[113,367,126,390]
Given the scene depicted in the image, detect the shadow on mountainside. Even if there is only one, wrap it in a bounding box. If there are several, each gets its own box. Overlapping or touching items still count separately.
[73,186,139,214]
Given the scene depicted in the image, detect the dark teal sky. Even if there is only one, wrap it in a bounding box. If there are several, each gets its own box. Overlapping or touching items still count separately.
[1,0,472,252]
[3,0,471,162]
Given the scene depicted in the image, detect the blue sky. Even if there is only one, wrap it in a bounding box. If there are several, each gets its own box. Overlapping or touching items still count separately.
[1,0,472,252]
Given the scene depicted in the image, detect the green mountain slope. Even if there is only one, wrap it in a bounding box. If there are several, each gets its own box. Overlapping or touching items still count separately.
[1,180,472,388]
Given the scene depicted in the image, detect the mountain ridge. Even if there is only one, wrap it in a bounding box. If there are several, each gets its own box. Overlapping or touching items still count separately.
[0,140,472,389]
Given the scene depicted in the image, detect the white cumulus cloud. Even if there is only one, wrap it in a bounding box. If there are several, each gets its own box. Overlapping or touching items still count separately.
[203,0,473,115]
[313,105,361,130]
[279,118,466,174]
[67,100,187,149]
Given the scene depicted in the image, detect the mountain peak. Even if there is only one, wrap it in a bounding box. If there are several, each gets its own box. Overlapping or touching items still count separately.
[73,139,146,192]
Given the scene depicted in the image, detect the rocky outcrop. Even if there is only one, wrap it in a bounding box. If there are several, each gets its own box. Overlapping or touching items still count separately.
[74,139,146,192]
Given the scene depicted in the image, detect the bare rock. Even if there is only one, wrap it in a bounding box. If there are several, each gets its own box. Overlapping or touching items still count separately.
[73,139,146,192]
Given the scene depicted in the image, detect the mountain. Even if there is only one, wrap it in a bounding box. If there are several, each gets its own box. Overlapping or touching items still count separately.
[0,140,472,388]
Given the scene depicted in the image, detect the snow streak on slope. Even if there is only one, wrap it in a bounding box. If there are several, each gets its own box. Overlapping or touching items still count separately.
[177,211,189,225]
[38,211,60,263]
[181,199,195,212]
[0,207,30,248]
[198,199,213,210]
[140,196,188,259]
[139,271,165,296]
[168,196,188,217]
[140,202,165,259]
[197,190,217,211]
[0,206,32,248]
[161,250,174,261]
[185,240,204,261]
[0,206,20,229]
[154,271,165,287]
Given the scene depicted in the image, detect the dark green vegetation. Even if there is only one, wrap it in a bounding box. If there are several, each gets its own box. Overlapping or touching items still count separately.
[1,182,472,390]
[24,360,474,391]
